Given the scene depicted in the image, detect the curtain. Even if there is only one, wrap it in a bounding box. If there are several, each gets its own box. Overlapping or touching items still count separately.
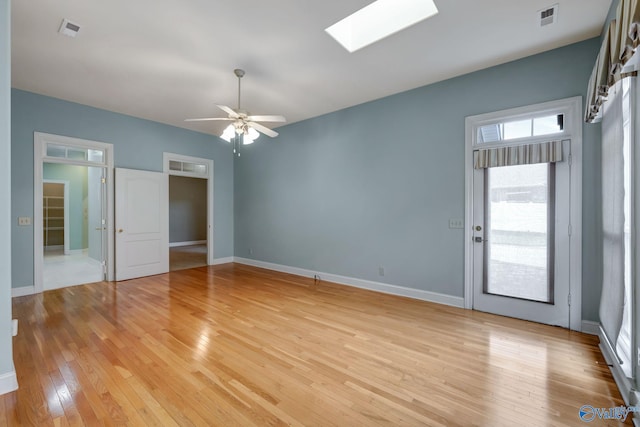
[473,140,563,169]
[618,0,633,64]
[600,82,626,355]
[586,22,617,123]
[629,0,640,50]
[585,0,640,122]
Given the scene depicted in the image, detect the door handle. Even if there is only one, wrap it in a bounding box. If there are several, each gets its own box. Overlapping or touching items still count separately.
[474,236,486,243]
[118,229,124,233]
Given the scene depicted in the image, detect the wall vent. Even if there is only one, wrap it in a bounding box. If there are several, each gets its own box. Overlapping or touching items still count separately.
[58,19,81,37]
[538,4,558,27]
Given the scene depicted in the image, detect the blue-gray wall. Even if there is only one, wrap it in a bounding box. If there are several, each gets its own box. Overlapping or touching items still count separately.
[234,38,603,321]
[11,90,234,288]
[43,164,88,250]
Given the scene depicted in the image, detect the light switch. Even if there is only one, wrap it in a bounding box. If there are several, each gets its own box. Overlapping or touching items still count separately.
[18,217,31,226]
[449,218,464,229]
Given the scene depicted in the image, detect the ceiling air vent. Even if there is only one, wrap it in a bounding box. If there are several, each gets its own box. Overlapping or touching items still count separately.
[538,4,558,27]
[58,19,80,37]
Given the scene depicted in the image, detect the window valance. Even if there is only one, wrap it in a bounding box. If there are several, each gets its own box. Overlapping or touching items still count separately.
[585,0,640,123]
[473,140,563,169]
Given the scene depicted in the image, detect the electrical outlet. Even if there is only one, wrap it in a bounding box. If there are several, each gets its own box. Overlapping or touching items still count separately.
[12,319,17,337]
[448,218,464,229]
[378,266,385,276]
[18,217,31,226]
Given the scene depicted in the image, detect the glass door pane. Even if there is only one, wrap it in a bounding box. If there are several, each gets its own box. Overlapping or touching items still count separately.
[484,163,554,303]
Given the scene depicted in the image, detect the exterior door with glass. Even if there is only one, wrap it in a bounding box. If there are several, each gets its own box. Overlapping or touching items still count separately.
[472,144,571,327]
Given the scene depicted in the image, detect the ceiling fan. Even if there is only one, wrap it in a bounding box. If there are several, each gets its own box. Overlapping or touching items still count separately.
[185,69,286,151]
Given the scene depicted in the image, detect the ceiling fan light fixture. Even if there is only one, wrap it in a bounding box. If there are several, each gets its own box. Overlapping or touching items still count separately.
[187,68,284,152]
[221,124,235,142]
[248,127,259,139]
[243,128,260,145]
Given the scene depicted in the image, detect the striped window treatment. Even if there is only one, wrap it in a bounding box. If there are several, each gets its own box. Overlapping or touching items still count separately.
[473,140,564,169]
[586,0,640,123]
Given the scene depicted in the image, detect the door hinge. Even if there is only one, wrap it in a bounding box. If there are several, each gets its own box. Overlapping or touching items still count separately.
[101,177,106,184]
[568,224,572,236]
[568,293,571,307]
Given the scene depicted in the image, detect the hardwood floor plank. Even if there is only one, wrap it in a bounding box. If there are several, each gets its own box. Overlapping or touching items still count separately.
[1,264,631,425]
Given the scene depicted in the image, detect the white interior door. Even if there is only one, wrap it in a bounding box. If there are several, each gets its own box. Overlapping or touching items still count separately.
[115,168,169,281]
[87,166,104,264]
[472,145,571,327]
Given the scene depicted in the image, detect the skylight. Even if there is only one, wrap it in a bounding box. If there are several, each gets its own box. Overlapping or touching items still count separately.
[325,0,439,53]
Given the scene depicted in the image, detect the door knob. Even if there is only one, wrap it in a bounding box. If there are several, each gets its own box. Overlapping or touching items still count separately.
[118,229,123,233]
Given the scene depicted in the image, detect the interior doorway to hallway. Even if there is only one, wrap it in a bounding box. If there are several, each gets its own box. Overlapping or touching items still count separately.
[169,175,208,271]
[164,153,214,271]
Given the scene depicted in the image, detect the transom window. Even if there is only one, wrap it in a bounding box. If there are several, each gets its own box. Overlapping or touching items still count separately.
[478,113,565,143]
[45,143,105,164]
[168,160,208,176]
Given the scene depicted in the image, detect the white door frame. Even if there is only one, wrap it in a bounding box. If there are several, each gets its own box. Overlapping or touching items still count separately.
[34,132,115,293]
[163,152,214,265]
[463,97,583,330]
[42,179,70,255]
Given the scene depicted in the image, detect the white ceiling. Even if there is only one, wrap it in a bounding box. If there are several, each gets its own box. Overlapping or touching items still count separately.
[12,0,611,137]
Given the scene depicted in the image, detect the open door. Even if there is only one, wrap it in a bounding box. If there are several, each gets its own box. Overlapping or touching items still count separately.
[115,168,169,281]
[87,166,105,268]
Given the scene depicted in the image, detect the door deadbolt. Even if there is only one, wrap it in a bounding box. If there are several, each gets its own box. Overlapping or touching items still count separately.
[475,225,482,231]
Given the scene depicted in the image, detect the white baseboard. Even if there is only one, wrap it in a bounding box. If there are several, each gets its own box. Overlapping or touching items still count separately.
[66,249,85,255]
[212,257,234,265]
[170,240,207,248]
[12,286,35,298]
[581,320,600,335]
[0,370,18,396]
[233,257,465,308]
[44,245,63,251]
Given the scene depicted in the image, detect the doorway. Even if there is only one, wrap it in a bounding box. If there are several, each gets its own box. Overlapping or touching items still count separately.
[41,164,105,290]
[464,97,582,330]
[169,175,208,271]
[471,156,570,326]
[34,132,114,292]
[164,153,214,268]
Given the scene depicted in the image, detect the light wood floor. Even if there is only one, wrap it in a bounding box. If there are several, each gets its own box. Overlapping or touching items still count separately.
[2,264,629,426]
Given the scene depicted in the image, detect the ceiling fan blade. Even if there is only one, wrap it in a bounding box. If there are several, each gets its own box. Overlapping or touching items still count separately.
[247,114,286,123]
[216,104,239,118]
[248,121,279,138]
[184,117,233,122]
